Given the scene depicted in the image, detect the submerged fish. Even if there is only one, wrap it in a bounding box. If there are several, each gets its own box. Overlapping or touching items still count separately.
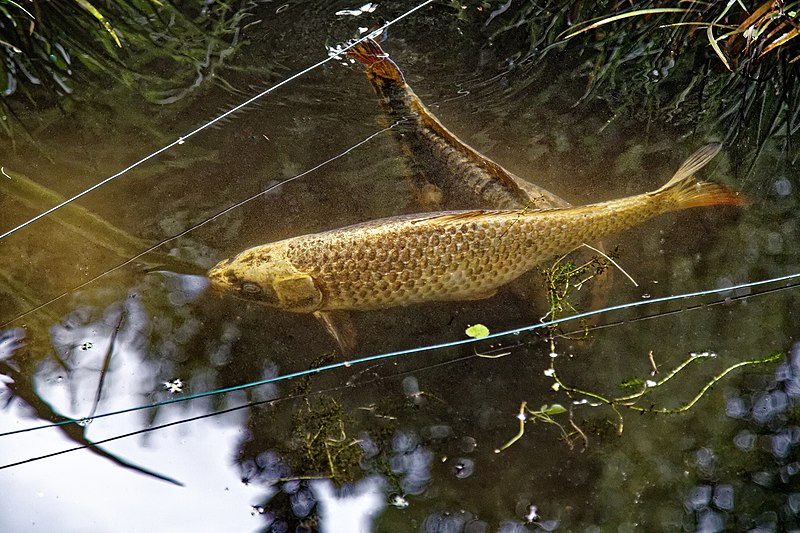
[346,37,571,211]
[347,36,618,328]
[209,145,745,322]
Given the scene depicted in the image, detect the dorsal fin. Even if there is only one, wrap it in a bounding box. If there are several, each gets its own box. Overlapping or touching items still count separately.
[659,143,722,191]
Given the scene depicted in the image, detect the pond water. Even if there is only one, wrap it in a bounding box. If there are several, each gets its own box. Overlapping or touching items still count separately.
[1,1,799,532]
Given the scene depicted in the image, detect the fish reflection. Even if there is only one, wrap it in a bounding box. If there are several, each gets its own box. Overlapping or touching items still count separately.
[209,144,745,350]
[346,37,571,211]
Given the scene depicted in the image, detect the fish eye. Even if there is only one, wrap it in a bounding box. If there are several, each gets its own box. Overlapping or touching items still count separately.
[241,282,262,295]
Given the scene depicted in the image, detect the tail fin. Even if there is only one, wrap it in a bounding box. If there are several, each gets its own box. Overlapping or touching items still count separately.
[346,37,405,83]
[656,144,749,209]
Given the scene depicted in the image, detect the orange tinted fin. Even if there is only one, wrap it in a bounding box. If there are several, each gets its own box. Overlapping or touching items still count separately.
[671,181,750,209]
[656,144,749,208]
[346,37,405,83]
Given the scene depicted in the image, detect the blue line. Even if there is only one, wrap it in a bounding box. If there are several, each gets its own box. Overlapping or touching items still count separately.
[1,271,797,438]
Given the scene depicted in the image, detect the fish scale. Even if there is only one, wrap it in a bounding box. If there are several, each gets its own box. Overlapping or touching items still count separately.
[210,164,742,314]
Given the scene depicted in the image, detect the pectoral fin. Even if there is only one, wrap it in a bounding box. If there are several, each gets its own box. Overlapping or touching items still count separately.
[313,310,358,355]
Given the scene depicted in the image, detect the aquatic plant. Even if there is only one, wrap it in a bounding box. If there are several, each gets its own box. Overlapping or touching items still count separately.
[494,251,783,451]
[0,0,256,136]
[486,0,800,166]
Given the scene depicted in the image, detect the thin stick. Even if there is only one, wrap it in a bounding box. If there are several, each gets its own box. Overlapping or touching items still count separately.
[580,243,639,287]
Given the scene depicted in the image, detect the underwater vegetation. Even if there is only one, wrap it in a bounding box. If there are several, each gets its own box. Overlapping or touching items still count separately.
[485,0,800,167]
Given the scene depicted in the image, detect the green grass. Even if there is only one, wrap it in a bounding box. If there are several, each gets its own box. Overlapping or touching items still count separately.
[486,0,800,167]
[0,0,256,136]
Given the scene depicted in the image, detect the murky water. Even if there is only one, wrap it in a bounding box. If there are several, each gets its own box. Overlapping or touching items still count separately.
[1,2,799,532]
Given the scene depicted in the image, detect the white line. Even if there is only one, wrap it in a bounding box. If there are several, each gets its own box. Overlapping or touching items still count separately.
[0,0,434,242]
[0,123,398,328]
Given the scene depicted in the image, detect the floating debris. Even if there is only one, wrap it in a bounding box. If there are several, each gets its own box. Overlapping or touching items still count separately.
[163,378,184,393]
[335,3,378,17]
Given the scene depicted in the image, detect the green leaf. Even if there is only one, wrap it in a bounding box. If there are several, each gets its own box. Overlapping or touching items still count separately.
[465,324,490,338]
[618,377,644,390]
[541,404,567,415]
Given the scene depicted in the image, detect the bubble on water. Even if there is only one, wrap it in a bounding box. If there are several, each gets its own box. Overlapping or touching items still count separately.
[775,362,793,382]
[290,487,315,517]
[725,397,748,418]
[641,293,651,299]
[538,519,560,531]
[358,432,379,459]
[712,484,734,511]
[393,431,418,453]
[696,508,724,533]
[695,448,715,476]
[427,425,451,440]
[787,493,800,515]
[685,485,712,511]
[76,417,93,427]
[402,376,421,398]
[221,322,241,343]
[270,519,289,533]
[459,436,477,453]
[497,521,529,533]
[400,447,433,495]
[256,451,291,484]
[210,344,231,367]
[780,462,800,483]
[772,430,793,459]
[752,471,775,488]
[464,520,489,533]
[752,391,789,423]
[753,511,778,530]
[733,430,756,451]
[240,459,257,483]
[282,479,301,494]
[453,458,474,479]
[773,176,793,196]
[422,512,467,533]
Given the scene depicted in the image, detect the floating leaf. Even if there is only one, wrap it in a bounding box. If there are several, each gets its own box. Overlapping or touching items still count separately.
[465,324,490,339]
[541,404,567,416]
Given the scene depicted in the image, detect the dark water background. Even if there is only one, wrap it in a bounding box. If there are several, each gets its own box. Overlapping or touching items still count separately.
[1,1,799,531]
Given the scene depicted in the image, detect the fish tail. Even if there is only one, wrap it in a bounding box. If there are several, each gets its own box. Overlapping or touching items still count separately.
[346,37,405,83]
[655,144,750,209]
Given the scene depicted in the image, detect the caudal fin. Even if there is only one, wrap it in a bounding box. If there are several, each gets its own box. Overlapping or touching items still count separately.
[656,144,749,209]
[346,37,405,83]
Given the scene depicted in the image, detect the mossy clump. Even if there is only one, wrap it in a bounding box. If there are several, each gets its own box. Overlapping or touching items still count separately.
[289,396,363,486]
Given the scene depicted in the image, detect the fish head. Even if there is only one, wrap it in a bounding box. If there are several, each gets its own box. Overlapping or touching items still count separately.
[208,245,323,313]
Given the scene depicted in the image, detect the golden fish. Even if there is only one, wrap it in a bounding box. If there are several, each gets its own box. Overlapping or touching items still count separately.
[209,145,745,320]
[348,37,617,322]
[346,37,571,211]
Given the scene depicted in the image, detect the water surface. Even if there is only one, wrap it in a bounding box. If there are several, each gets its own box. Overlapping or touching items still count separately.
[1,2,799,531]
